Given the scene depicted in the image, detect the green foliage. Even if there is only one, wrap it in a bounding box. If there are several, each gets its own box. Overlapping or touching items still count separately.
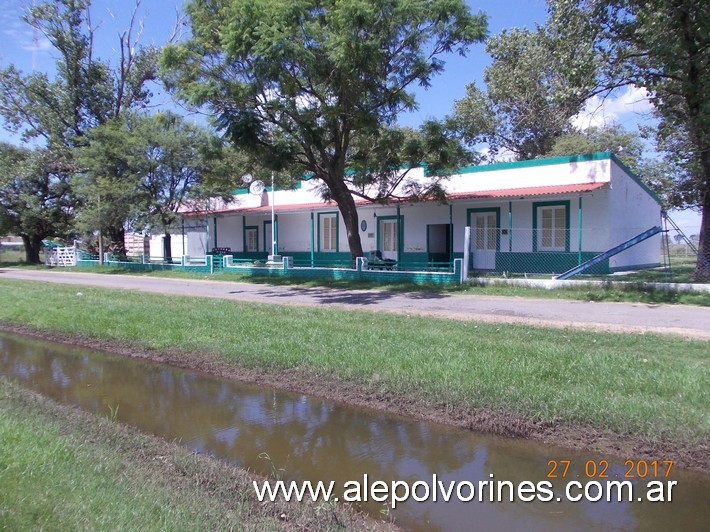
[346,122,475,202]
[454,21,596,160]
[74,118,144,252]
[549,125,643,166]
[77,112,234,259]
[549,0,710,279]
[0,0,158,149]
[0,144,74,263]
[162,0,487,257]
[0,0,160,256]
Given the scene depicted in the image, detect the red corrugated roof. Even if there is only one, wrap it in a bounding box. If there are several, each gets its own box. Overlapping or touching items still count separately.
[183,182,607,216]
[446,182,607,200]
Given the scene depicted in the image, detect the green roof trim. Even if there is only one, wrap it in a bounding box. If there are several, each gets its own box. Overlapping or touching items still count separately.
[456,152,615,175]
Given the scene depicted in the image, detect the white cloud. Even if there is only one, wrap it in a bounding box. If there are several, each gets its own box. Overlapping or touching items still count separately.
[573,86,654,130]
[0,1,52,65]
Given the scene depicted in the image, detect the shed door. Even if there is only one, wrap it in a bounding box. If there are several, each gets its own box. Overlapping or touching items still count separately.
[472,212,497,270]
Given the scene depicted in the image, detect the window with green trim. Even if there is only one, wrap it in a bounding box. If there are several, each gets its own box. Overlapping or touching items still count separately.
[382,220,398,252]
[321,214,337,252]
[245,227,258,252]
[538,205,566,251]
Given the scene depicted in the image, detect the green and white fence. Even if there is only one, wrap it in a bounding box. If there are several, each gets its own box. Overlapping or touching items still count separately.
[464,227,661,277]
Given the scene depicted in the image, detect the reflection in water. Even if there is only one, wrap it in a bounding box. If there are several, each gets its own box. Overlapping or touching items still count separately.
[1,332,707,531]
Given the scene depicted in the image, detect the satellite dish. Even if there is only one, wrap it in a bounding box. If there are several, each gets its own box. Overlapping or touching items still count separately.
[249,180,265,195]
[241,173,253,185]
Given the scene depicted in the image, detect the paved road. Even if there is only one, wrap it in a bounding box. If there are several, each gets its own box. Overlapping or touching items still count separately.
[2,268,709,339]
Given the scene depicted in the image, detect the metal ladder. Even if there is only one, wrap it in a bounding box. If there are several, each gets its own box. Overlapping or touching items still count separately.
[556,226,663,280]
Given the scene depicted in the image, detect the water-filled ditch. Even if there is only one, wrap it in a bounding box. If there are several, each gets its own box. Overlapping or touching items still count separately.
[1,332,707,531]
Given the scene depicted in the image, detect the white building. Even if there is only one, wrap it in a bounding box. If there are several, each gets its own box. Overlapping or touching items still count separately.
[173,152,662,275]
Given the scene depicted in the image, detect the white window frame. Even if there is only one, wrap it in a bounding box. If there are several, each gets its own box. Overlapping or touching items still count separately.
[537,205,567,252]
[245,227,258,252]
[319,213,338,252]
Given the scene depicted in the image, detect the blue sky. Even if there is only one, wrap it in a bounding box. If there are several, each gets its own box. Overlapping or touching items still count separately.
[0,0,700,233]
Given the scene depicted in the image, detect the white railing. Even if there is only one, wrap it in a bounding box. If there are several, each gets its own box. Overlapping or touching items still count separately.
[45,245,77,267]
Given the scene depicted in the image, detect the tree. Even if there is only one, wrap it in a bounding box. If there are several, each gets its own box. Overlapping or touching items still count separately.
[0,143,74,263]
[0,0,158,147]
[80,112,234,261]
[75,117,146,255]
[454,20,597,160]
[549,0,710,279]
[0,0,160,252]
[549,125,644,165]
[162,0,487,260]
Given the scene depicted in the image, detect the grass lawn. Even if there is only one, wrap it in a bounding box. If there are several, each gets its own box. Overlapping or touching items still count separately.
[0,381,374,531]
[0,279,707,449]
[0,247,29,267]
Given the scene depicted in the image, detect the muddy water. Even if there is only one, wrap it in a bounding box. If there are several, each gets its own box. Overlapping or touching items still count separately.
[1,332,707,531]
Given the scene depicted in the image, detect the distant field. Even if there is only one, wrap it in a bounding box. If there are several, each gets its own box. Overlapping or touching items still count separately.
[0,245,25,264]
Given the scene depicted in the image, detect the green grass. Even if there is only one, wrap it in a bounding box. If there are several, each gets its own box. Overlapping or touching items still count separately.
[1,278,707,447]
[0,246,47,269]
[0,381,369,531]
[66,264,710,306]
[597,256,699,283]
[466,279,710,305]
[0,246,29,267]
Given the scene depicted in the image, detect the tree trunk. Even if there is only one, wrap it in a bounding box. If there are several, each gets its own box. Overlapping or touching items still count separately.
[327,176,364,262]
[163,232,172,263]
[21,234,42,264]
[694,189,710,281]
[107,225,126,256]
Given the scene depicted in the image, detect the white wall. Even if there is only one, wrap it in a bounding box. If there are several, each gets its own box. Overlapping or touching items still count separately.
[148,232,187,258]
[214,214,243,251]
[608,160,662,270]
[398,203,451,253]
[446,157,612,195]
[277,212,313,253]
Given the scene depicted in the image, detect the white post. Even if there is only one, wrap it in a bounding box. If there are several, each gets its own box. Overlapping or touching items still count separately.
[463,226,471,280]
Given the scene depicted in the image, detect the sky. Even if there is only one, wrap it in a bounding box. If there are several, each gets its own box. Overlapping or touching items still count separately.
[0,0,700,234]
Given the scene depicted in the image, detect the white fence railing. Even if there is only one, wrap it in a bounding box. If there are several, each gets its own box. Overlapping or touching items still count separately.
[45,245,77,267]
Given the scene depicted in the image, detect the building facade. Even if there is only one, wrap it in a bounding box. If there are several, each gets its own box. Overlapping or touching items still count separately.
[162,153,662,275]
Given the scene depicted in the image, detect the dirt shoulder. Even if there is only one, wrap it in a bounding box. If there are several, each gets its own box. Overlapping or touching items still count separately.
[3,322,707,475]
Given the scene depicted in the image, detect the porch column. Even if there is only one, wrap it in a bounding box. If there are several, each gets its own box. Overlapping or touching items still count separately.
[274,214,279,255]
[396,205,402,263]
[508,201,513,252]
[213,216,218,248]
[449,204,453,263]
[310,212,315,267]
[241,216,246,254]
[205,217,210,255]
[578,196,583,265]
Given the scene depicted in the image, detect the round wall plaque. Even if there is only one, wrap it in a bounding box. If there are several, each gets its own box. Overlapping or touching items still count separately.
[361,220,368,231]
